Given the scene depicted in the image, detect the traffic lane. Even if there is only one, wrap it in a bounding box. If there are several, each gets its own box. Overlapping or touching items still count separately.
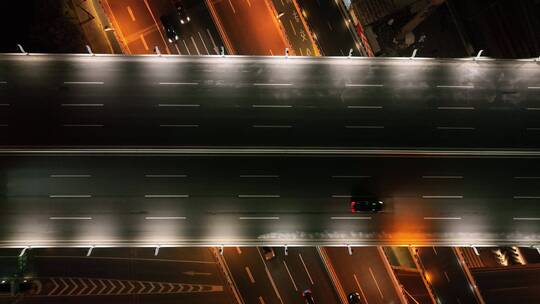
[4,154,540,244]
[1,56,540,147]
[272,0,317,56]
[325,247,402,303]
[416,247,477,304]
[171,1,223,55]
[297,0,359,56]
[21,247,232,304]
[208,0,287,55]
[473,266,540,304]
[105,0,170,54]
[31,247,224,285]
[263,247,339,303]
[394,269,433,304]
[223,246,281,304]
[0,249,18,278]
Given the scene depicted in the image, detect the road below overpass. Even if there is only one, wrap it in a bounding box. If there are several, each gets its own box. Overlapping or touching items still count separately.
[1,54,540,149]
[2,153,540,247]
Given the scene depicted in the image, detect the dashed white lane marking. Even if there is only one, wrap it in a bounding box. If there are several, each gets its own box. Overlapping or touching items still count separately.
[239,217,280,220]
[63,124,103,127]
[198,31,210,55]
[513,196,540,199]
[158,82,199,85]
[346,83,384,87]
[353,274,369,304]
[332,194,352,198]
[345,125,385,129]
[63,81,104,85]
[127,6,136,21]
[422,176,463,179]
[436,85,474,89]
[145,174,187,178]
[144,194,189,198]
[369,267,384,299]
[49,195,92,198]
[444,271,451,282]
[258,296,265,304]
[331,216,372,220]
[144,217,186,220]
[238,194,280,198]
[527,87,540,89]
[252,125,292,128]
[424,217,462,220]
[158,104,200,107]
[332,175,371,179]
[283,260,298,291]
[513,176,540,179]
[347,105,383,109]
[245,266,255,283]
[190,36,201,55]
[228,0,236,13]
[513,217,540,221]
[437,106,475,110]
[239,175,280,178]
[61,103,103,107]
[49,217,92,220]
[140,34,149,51]
[526,107,540,111]
[253,83,293,86]
[160,124,199,128]
[182,40,191,55]
[437,126,475,130]
[298,253,314,285]
[252,105,292,108]
[422,195,463,199]
[50,174,91,178]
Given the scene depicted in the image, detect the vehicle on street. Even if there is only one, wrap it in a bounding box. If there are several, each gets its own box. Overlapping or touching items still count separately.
[303,289,316,304]
[160,15,179,43]
[350,198,383,213]
[262,247,275,260]
[174,1,191,24]
[348,291,362,303]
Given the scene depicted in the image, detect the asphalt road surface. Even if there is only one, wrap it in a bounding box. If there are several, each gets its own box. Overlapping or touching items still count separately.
[297,0,360,56]
[224,246,338,304]
[2,153,540,247]
[1,54,540,148]
[415,247,479,304]
[206,0,287,55]
[0,247,235,304]
[473,264,540,304]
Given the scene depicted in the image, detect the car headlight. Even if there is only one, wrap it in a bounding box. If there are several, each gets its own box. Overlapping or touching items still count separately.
[187,16,190,21]
[168,38,173,43]
[180,19,184,24]
[175,35,179,40]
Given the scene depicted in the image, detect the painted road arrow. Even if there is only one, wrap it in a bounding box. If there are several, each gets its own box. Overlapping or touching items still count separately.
[36,277,223,297]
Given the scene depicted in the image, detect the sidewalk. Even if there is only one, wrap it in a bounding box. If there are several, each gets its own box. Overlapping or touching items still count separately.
[69,0,123,54]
